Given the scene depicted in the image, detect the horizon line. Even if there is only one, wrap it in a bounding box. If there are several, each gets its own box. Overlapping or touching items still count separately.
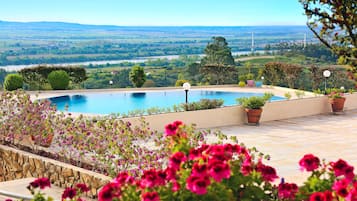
[0,19,307,27]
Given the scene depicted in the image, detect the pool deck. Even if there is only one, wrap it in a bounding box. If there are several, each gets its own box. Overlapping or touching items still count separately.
[1,87,356,197]
[28,85,316,100]
[209,109,357,185]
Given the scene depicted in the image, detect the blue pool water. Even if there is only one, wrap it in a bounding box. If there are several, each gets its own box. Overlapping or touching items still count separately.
[49,90,285,115]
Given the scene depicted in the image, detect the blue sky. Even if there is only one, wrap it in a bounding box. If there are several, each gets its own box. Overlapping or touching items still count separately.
[0,0,307,26]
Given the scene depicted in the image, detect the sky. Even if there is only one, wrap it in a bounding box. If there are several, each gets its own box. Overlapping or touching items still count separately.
[0,0,307,26]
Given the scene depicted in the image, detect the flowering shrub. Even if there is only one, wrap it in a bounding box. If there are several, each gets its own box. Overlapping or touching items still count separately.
[0,91,209,177]
[0,90,59,149]
[98,121,279,201]
[97,121,357,201]
[4,120,357,201]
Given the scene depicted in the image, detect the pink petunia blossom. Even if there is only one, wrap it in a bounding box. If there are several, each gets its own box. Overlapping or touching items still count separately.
[191,163,208,177]
[299,154,320,172]
[278,181,298,200]
[140,169,160,188]
[62,187,77,200]
[208,159,231,182]
[141,191,160,201]
[333,179,350,198]
[168,152,187,170]
[98,182,121,201]
[256,162,278,182]
[186,175,211,195]
[30,177,51,190]
[164,121,183,136]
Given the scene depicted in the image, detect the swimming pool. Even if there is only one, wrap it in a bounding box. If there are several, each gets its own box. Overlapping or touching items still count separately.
[49,90,285,115]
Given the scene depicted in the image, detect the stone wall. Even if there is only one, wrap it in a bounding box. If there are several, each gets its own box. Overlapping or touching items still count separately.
[0,144,111,198]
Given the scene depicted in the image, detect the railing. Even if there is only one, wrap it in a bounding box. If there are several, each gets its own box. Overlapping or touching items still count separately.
[0,189,34,201]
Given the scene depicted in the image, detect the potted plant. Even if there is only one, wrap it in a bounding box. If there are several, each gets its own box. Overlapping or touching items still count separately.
[236,93,273,124]
[327,88,346,113]
[246,73,255,87]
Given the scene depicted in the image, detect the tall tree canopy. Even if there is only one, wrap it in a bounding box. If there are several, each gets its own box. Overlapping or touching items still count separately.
[201,36,235,66]
[300,0,357,68]
[200,37,236,84]
[129,65,146,88]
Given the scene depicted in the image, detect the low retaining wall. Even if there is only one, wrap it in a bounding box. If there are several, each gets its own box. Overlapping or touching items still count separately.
[0,145,111,198]
[123,93,357,131]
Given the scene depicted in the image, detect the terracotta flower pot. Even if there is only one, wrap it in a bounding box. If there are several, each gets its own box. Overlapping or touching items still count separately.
[245,108,263,124]
[329,97,346,113]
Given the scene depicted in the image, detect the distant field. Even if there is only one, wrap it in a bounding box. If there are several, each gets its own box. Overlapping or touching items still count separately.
[0,21,319,66]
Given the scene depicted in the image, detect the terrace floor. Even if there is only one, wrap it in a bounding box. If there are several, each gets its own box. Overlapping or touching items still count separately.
[208,109,357,185]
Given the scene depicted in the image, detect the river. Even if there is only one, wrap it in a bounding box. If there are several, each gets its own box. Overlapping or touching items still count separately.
[0,50,267,71]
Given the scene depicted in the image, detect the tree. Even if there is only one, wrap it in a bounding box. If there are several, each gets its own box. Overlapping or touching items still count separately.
[129,65,146,88]
[4,74,23,91]
[201,36,235,66]
[47,70,70,90]
[300,0,357,68]
[200,37,236,84]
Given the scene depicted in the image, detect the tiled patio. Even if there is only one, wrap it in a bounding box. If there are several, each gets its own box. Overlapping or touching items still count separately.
[210,109,357,184]
[1,108,356,200]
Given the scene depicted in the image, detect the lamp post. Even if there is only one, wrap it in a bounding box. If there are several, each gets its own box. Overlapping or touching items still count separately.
[183,82,191,109]
[323,70,331,94]
[109,80,113,88]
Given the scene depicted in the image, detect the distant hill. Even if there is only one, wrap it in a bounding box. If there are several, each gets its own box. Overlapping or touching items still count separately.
[0,20,311,40]
[0,20,316,66]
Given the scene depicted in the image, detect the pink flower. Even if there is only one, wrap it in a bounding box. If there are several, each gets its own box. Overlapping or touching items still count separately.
[115,172,134,185]
[333,179,350,197]
[208,159,231,182]
[207,145,229,161]
[191,163,208,177]
[140,169,160,188]
[240,156,252,176]
[164,167,177,181]
[186,175,211,195]
[278,181,298,200]
[169,152,187,170]
[331,159,355,180]
[345,165,355,181]
[331,159,349,177]
[30,177,51,189]
[141,191,160,201]
[299,154,320,171]
[347,188,357,201]
[256,162,278,182]
[164,121,183,136]
[62,187,77,200]
[156,169,168,186]
[98,182,121,201]
[76,183,90,193]
[171,180,180,192]
[309,192,326,201]
[189,148,202,160]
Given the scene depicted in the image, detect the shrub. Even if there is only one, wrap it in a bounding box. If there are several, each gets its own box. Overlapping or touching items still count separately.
[175,79,189,87]
[181,99,224,111]
[4,74,23,91]
[236,93,273,109]
[246,73,254,80]
[284,92,292,100]
[47,70,70,90]
[238,74,247,82]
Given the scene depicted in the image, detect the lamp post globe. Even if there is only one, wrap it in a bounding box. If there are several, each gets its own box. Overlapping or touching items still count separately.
[182,82,191,105]
[323,70,331,94]
[323,70,331,78]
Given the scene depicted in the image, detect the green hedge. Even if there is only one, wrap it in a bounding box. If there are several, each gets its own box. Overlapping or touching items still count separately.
[4,74,23,91]
[47,70,70,90]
